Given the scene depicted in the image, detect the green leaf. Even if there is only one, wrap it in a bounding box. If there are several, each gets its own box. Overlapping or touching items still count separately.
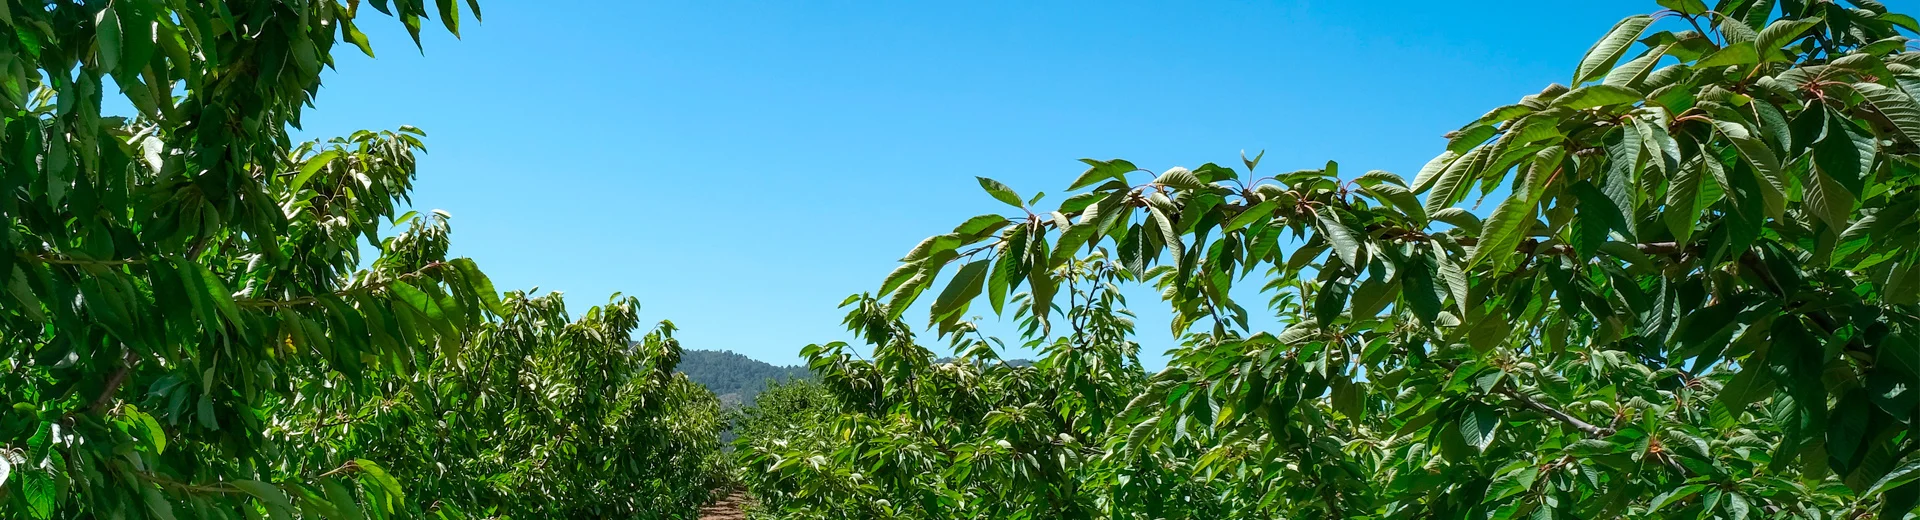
[343,19,376,57]
[1813,110,1875,197]
[1154,167,1207,191]
[1697,42,1759,67]
[388,281,443,320]
[1867,453,1920,497]
[322,478,367,520]
[1225,200,1278,232]
[1656,0,1708,14]
[1315,206,1362,267]
[1604,44,1671,87]
[1412,150,1462,193]
[1601,124,1641,238]
[1715,120,1787,219]
[952,214,1011,237]
[233,481,296,520]
[988,242,1021,314]
[1026,237,1057,333]
[1572,181,1627,255]
[1755,18,1821,61]
[131,408,167,455]
[1665,154,1708,244]
[886,273,929,320]
[114,1,156,76]
[1148,203,1183,269]
[95,5,123,72]
[1553,84,1643,110]
[25,469,52,519]
[436,0,461,36]
[879,260,926,297]
[1575,15,1654,84]
[1424,147,1486,214]
[1241,149,1264,171]
[196,393,218,430]
[930,260,989,321]
[290,150,341,194]
[1355,170,1407,187]
[1720,15,1759,43]
[142,486,177,520]
[1804,156,1855,230]
[1430,208,1483,235]
[976,177,1025,209]
[1362,183,1427,224]
[1711,492,1745,520]
[1070,159,1136,190]
[1720,347,1776,411]
[1312,280,1350,325]
[1468,160,1549,271]
[354,459,405,505]
[187,262,245,336]
[1867,334,1916,420]
[1855,82,1920,146]
[1650,483,1709,511]
[1391,250,1440,319]
[449,258,503,316]
[1459,402,1500,451]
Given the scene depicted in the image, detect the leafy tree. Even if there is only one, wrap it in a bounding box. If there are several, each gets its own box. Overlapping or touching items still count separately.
[748,1,1920,518]
[732,378,840,506]
[0,1,726,518]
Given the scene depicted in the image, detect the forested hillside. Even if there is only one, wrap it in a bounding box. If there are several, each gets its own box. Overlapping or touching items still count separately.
[676,350,812,406]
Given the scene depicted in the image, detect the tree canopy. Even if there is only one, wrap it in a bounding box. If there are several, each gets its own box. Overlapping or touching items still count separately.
[0,1,726,518]
[738,1,1920,518]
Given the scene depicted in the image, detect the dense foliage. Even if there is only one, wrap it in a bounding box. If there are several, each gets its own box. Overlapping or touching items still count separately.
[731,378,839,471]
[740,1,1920,518]
[0,1,723,519]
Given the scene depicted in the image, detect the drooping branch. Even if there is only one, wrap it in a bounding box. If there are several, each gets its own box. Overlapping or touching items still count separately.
[236,261,449,308]
[19,255,452,309]
[18,253,147,266]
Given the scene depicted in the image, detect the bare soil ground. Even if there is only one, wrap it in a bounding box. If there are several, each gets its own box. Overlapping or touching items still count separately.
[697,492,749,520]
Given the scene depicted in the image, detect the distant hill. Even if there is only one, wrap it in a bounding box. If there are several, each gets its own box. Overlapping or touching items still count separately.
[672,350,1040,407]
[675,349,811,407]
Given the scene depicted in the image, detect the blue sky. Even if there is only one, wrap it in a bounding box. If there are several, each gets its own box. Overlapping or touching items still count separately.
[292,0,1657,367]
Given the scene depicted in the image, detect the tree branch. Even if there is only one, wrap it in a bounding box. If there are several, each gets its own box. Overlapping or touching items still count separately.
[1460,238,1684,258]
[19,253,146,266]
[1496,385,1612,437]
[235,261,448,308]
[87,351,141,414]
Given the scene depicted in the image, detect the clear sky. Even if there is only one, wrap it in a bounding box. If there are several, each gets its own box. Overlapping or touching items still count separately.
[291,0,1658,367]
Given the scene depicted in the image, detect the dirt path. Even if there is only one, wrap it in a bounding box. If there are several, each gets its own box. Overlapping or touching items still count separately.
[697,492,749,520]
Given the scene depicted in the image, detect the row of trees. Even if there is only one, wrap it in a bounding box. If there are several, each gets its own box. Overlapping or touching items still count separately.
[0,1,724,519]
[737,0,1920,518]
